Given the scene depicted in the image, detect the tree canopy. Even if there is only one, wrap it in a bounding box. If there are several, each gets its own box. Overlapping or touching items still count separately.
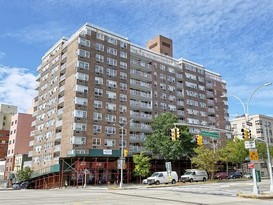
[133,152,151,181]
[17,167,33,182]
[144,112,195,161]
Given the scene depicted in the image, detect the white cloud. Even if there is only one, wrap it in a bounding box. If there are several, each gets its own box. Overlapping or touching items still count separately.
[0,65,37,113]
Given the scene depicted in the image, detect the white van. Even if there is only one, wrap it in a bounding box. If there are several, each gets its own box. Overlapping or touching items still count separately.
[147,171,178,185]
[181,169,208,183]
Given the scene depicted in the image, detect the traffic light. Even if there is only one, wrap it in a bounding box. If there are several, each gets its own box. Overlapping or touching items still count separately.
[170,128,176,141]
[241,128,245,139]
[196,135,203,145]
[123,149,129,157]
[176,128,180,140]
[249,129,252,139]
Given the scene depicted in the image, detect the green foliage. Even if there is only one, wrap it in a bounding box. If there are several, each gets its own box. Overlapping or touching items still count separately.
[144,112,195,161]
[191,146,219,177]
[256,140,273,160]
[133,152,151,179]
[17,167,33,182]
[218,139,248,164]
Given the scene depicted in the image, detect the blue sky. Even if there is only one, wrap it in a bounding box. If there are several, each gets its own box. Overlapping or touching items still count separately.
[0,0,272,119]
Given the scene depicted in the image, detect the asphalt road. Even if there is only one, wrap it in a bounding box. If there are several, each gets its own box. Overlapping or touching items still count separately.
[1,179,273,205]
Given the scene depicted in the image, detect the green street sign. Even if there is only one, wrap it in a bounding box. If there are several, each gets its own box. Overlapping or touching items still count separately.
[201,131,220,138]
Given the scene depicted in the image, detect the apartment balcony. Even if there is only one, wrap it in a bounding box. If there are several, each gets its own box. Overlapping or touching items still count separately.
[206,91,214,98]
[177,101,184,107]
[60,74,66,82]
[56,120,63,127]
[30,130,36,137]
[60,64,66,74]
[206,83,214,90]
[55,132,62,141]
[58,96,64,104]
[130,112,152,122]
[130,70,152,82]
[61,53,67,64]
[130,61,152,72]
[176,82,183,88]
[29,140,34,147]
[130,81,152,92]
[130,123,152,133]
[176,73,183,79]
[31,120,36,127]
[130,101,152,111]
[177,110,185,117]
[57,108,64,116]
[28,151,33,157]
[130,90,151,101]
[129,134,145,143]
[176,91,184,99]
[54,144,61,152]
[59,85,65,93]
[129,145,145,153]
[208,108,215,114]
[207,100,215,107]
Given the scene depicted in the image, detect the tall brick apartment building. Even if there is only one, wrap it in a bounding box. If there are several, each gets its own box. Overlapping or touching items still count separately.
[30,23,229,187]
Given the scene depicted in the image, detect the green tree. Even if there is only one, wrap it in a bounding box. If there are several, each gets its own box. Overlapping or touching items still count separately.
[17,167,33,182]
[256,140,273,176]
[133,152,151,183]
[191,146,219,179]
[144,112,195,161]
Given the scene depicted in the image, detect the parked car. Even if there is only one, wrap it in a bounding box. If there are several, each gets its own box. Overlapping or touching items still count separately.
[228,172,242,179]
[181,169,208,183]
[147,171,178,185]
[214,172,228,180]
[243,173,253,179]
[142,178,148,184]
[12,182,20,189]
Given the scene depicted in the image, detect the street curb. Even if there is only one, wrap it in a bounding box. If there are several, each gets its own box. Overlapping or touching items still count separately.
[237,192,273,199]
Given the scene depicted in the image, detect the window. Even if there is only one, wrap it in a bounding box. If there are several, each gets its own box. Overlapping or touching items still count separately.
[120,51,127,59]
[120,41,127,48]
[77,49,90,58]
[106,68,117,77]
[120,83,127,90]
[75,97,88,106]
[95,65,104,74]
[78,37,90,47]
[73,123,86,131]
[94,100,102,108]
[75,85,88,93]
[106,102,116,111]
[120,61,127,69]
[104,139,116,147]
[105,114,116,123]
[93,125,102,133]
[106,91,116,99]
[92,138,101,146]
[105,127,116,135]
[93,112,102,121]
[95,43,104,51]
[95,77,103,85]
[120,72,127,80]
[106,80,117,88]
[73,110,87,118]
[107,37,117,45]
[107,57,117,66]
[95,54,104,62]
[94,88,103,97]
[107,47,117,55]
[119,105,127,112]
[96,32,104,40]
[120,94,127,101]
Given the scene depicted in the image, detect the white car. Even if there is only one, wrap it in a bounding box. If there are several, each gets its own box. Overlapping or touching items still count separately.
[142,178,148,184]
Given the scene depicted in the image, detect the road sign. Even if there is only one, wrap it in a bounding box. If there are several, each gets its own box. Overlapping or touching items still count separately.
[249,149,259,161]
[244,140,256,149]
[201,131,220,138]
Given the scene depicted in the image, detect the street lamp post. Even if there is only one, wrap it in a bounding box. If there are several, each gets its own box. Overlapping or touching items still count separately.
[265,123,273,192]
[222,82,272,194]
[114,119,133,189]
